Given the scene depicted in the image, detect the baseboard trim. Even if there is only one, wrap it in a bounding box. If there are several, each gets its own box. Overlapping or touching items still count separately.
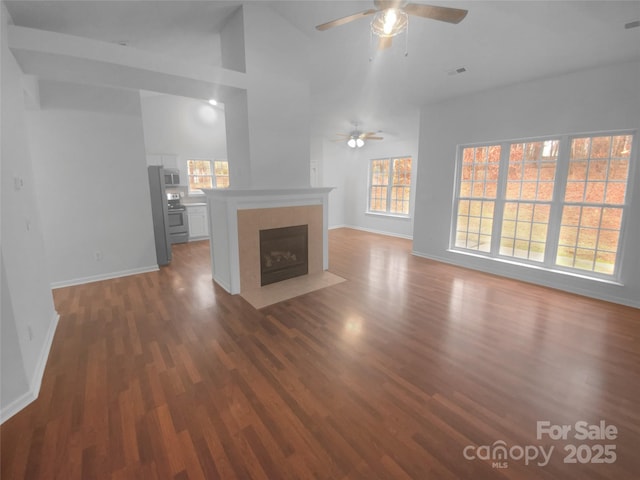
[1,312,59,424]
[29,312,59,393]
[212,273,233,294]
[0,390,36,424]
[412,250,640,310]
[51,265,159,289]
[331,224,413,240]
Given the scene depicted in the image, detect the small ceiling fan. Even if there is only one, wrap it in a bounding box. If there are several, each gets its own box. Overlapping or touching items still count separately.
[336,128,383,148]
[316,0,468,50]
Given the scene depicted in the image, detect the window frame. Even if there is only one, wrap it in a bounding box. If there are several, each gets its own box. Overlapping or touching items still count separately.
[366,156,413,218]
[450,130,636,282]
[187,159,229,196]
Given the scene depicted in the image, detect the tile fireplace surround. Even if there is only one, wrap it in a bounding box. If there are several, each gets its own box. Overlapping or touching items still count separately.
[202,187,333,295]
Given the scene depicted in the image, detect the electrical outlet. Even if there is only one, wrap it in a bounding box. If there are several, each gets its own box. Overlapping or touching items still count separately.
[94,251,103,261]
[14,176,24,191]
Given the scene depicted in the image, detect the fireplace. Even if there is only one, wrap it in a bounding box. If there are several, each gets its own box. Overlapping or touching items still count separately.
[260,224,308,286]
[202,187,332,294]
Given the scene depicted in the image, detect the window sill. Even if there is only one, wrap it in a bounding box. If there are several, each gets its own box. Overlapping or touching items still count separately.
[365,211,412,220]
[447,248,624,286]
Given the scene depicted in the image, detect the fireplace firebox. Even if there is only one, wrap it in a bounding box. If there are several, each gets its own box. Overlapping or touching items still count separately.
[259,225,308,286]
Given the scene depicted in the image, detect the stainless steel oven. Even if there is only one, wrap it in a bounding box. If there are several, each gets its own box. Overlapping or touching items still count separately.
[167,193,189,244]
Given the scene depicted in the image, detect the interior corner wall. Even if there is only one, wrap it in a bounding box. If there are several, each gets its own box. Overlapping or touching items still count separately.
[1,254,30,421]
[140,93,228,179]
[321,138,347,228]
[413,60,640,308]
[1,2,58,422]
[239,3,311,188]
[323,112,420,239]
[220,6,245,73]
[24,80,158,286]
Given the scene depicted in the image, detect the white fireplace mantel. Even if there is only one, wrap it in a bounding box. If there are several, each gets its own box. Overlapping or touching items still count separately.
[202,187,334,295]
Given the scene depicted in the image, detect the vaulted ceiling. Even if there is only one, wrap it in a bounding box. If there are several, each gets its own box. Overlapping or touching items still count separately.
[5,0,640,140]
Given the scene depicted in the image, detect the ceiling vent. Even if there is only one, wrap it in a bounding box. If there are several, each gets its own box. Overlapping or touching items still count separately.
[447,66,467,76]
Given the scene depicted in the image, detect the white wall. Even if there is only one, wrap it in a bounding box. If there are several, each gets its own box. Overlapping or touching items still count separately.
[319,138,346,228]
[222,4,311,189]
[322,110,420,239]
[1,3,58,422]
[140,93,227,176]
[25,80,158,287]
[413,60,640,308]
[0,256,29,413]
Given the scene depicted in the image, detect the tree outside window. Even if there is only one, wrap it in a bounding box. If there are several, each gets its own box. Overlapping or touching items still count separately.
[368,157,412,216]
[452,132,634,278]
[187,159,229,194]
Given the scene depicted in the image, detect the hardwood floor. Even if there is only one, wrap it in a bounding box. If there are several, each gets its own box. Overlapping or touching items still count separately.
[2,228,640,479]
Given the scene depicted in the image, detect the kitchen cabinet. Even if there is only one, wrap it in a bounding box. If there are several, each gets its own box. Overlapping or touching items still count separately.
[186,204,209,240]
[146,154,178,170]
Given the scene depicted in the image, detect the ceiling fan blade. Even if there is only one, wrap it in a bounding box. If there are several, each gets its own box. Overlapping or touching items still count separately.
[404,3,468,24]
[377,35,393,50]
[316,9,377,31]
[365,136,384,140]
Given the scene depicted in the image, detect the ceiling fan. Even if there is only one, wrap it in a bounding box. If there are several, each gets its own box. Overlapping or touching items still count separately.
[316,0,468,50]
[336,128,383,148]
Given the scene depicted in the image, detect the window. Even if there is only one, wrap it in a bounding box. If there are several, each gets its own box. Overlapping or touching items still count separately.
[187,160,229,194]
[368,157,412,216]
[452,132,634,279]
[556,135,631,274]
[500,140,558,261]
[455,145,501,252]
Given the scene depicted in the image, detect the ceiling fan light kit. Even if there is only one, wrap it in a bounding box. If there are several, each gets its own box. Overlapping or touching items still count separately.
[347,136,366,148]
[339,127,384,148]
[316,1,468,56]
[371,8,408,37]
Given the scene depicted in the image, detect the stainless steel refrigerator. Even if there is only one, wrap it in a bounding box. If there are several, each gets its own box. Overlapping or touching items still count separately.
[148,165,171,266]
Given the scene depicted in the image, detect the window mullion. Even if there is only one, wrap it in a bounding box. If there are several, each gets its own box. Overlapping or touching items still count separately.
[386,159,394,213]
[545,135,570,266]
[490,142,510,257]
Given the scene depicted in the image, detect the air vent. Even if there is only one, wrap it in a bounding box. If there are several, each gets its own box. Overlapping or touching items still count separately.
[625,20,640,29]
[447,66,467,76]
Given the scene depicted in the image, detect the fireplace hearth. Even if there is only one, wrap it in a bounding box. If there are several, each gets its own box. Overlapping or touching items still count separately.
[260,225,308,286]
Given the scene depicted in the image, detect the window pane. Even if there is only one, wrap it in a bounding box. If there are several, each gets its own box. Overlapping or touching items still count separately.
[454,147,500,252]
[216,176,229,188]
[188,160,212,176]
[455,199,495,252]
[390,158,412,215]
[609,160,629,181]
[188,160,213,192]
[188,159,228,192]
[556,135,631,274]
[611,135,632,158]
[454,134,632,278]
[190,175,212,190]
[369,186,387,212]
[368,157,412,215]
[500,140,557,262]
[390,186,410,215]
[570,138,590,159]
